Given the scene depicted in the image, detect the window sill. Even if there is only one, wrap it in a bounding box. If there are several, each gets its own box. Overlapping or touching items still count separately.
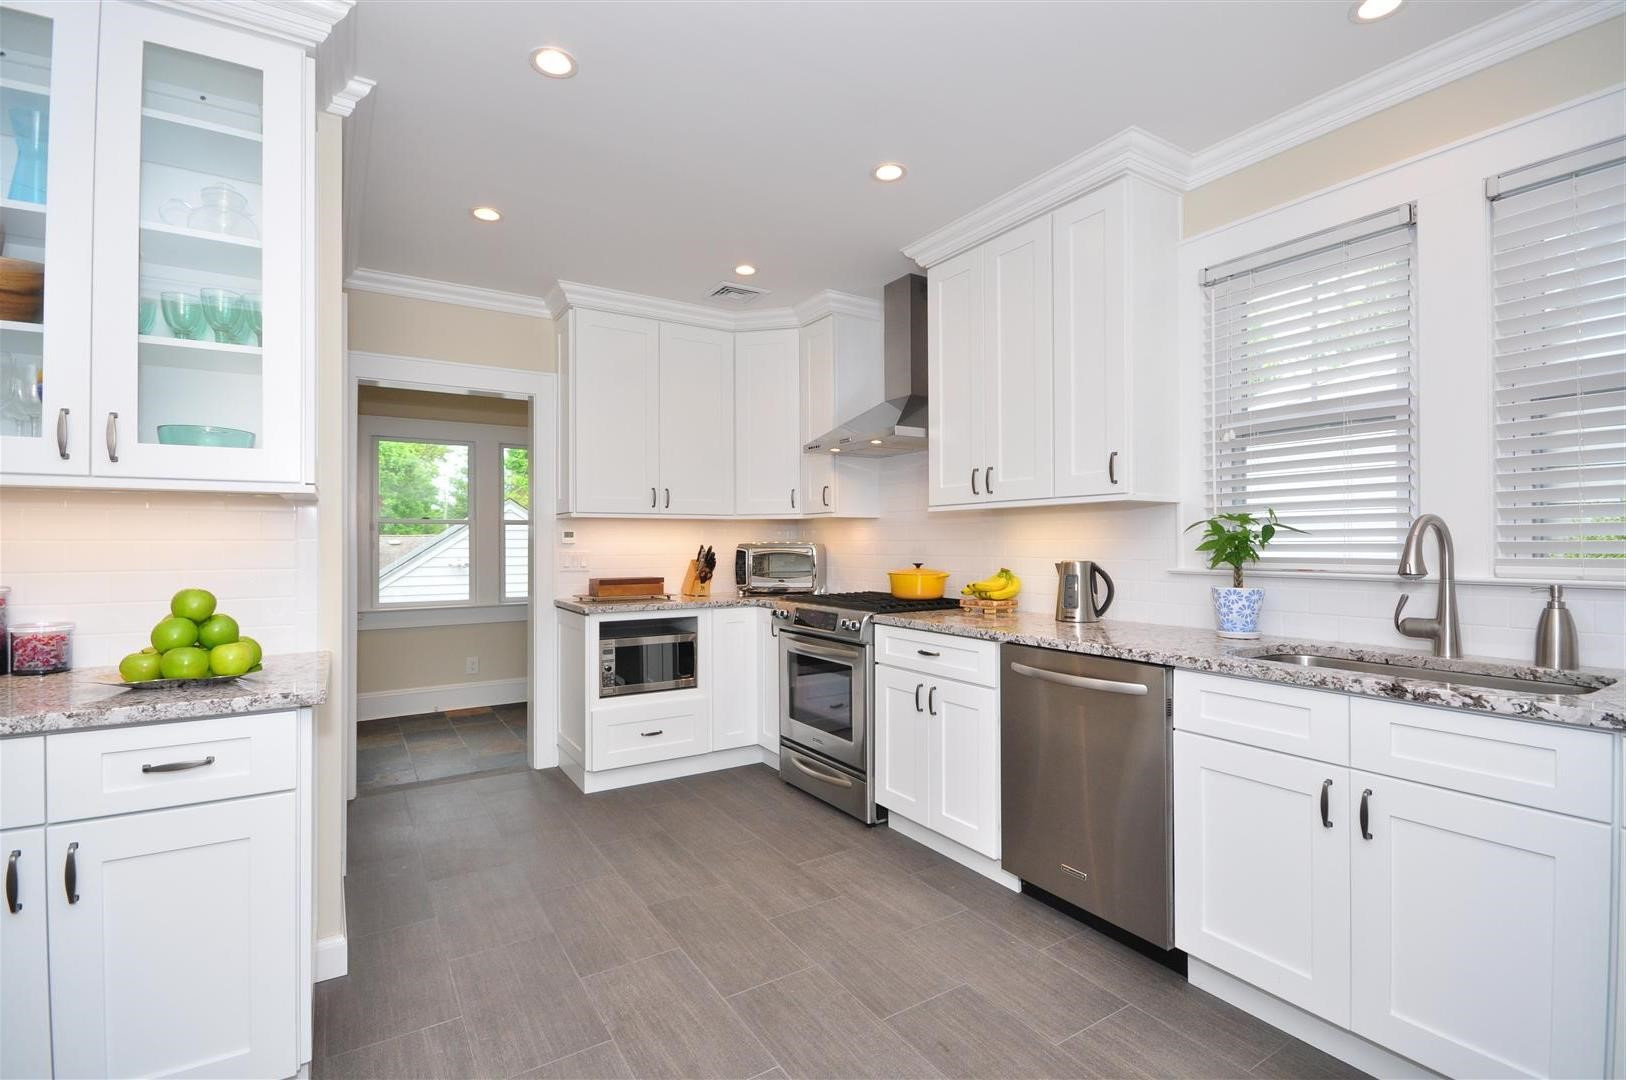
[1166,567,1626,592]
[359,604,530,630]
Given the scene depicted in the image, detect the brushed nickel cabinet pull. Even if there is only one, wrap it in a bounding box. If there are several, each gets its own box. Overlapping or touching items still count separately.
[822,484,830,507]
[64,842,79,904]
[141,755,216,774]
[56,408,69,459]
[6,850,20,914]
[664,487,671,509]
[1320,779,1333,829]
[650,486,657,508]
[105,412,119,462]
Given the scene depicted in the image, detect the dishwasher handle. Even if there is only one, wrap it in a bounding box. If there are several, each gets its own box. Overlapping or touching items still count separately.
[1008,661,1149,696]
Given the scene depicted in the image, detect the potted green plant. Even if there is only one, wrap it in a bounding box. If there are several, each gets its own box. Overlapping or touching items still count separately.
[1185,509,1303,638]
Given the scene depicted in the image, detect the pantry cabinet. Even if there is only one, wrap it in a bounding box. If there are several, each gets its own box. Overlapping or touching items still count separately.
[734,328,802,515]
[2,0,319,492]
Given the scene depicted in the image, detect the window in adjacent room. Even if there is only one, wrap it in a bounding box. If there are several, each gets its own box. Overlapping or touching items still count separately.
[501,445,531,602]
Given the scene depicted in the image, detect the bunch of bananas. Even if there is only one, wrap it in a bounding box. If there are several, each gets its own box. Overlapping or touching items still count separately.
[962,568,1021,601]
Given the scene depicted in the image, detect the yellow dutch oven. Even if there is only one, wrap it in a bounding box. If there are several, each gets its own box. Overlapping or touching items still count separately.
[888,562,951,600]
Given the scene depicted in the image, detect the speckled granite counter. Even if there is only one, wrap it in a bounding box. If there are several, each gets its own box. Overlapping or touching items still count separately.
[874,611,1625,732]
[0,652,330,736]
[555,594,776,615]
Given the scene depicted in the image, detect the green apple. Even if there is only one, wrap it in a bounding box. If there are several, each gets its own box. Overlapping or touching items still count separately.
[238,636,262,668]
[197,614,239,649]
[118,651,162,682]
[158,646,211,680]
[170,588,217,622]
[208,641,256,677]
[151,616,199,652]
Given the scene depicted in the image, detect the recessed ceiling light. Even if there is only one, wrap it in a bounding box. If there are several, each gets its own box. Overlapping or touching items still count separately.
[1349,0,1403,22]
[830,447,842,453]
[869,439,884,446]
[470,206,502,222]
[734,264,757,276]
[872,162,907,183]
[530,46,577,78]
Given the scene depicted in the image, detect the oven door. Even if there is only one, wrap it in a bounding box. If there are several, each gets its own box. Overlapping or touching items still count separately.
[778,631,866,770]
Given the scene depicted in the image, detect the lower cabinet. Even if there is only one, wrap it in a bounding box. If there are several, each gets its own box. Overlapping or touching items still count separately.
[711,607,762,751]
[874,664,928,821]
[2,826,52,1080]
[589,697,710,771]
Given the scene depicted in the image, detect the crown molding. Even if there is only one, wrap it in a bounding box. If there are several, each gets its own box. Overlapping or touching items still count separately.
[553,280,831,332]
[1188,0,1624,185]
[146,0,355,49]
[345,268,552,318]
[325,75,375,117]
[730,308,803,332]
[792,290,884,326]
[901,127,1193,268]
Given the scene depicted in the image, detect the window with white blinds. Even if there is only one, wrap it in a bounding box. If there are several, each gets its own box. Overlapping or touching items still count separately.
[1202,206,1418,570]
[1489,138,1626,580]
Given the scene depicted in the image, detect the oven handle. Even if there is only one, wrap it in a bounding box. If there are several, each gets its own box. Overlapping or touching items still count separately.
[787,752,855,789]
[780,634,861,665]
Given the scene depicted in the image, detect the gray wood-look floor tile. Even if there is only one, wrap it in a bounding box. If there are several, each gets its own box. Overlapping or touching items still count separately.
[728,965,942,1079]
[520,1040,635,1079]
[769,895,961,1021]
[648,884,811,997]
[1060,1003,1253,1079]
[348,789,410,829]
[516,821,618,892]
[568,791,665,845]
[597,829,725,905]
[1046,929,1288,1072]
[584,949,776,1080]
[413,812,517,880]
[748,1069,788,1080]
[653,790,761,854]
[466,766,542,797]
[802,848,965,932]
[344,853,434,940]
[430,861,552,959]
[314,1017,477,1080]
[865,823,951,873]
[913,862,1082,949]
[451,934,610,1078]
[887,985,1088,1079]
[404,780,490,825]
[1250,1038,1372,1079]
[699,841,839,920]
[905,909,1123,1042]
[315,919,460,1058]
[539,873,677,976]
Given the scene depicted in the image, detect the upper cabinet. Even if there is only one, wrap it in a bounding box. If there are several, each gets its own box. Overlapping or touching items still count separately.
[927,174,1179,509]
[2,1,315,492]
[798,312,879,518]
[657,321,734,515]
[734,327,801,516]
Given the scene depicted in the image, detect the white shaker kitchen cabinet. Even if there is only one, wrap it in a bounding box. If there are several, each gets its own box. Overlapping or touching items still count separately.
[0,1,97,477]
[735,328,802,516]
[925,675,1001,858]
[567,308,662,513]
[1,826,52,1080]
[1349,773,1611,1080]
[799,314,838,515]
[980,216,1053,503]
[47,791,298,1080]
[658,321,734,515]
[927,245,984,507]
[874,662,929,823]
[711,607,762,750]
[1173,732,1352,1028]
[799,312,881,517]
[758,610,780,752]
[88,2,309,486]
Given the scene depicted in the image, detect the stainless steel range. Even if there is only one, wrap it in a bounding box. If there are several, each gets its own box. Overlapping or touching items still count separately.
[773,591,960,823]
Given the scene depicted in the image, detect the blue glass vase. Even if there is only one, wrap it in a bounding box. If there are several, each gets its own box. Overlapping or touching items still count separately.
[8,107,49,204]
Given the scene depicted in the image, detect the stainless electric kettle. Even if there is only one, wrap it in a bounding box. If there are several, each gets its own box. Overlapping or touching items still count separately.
[1055,560,1115,623]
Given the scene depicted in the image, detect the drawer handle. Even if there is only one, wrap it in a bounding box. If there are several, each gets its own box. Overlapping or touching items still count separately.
[914,682,924,712]
[142,755,216,774]
[916,649,941,658]
[1359,788,1373,841]
[1320,779,1333,829]
[640,730,663,738]
[927,685,938,716]
[788,752,853,789]
[6,849,20,914]
[64,842,79,905]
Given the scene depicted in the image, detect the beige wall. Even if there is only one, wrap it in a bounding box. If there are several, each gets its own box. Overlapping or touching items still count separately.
[356,622,529,694]
[357,385,530,425]
[345,288,555,371]
[1183,17,1626,236]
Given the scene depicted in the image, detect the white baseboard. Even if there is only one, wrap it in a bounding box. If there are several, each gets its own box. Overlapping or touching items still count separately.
[562,744,773,793]
[356,677,527,722]
[886,813,1021,891]
[315,933,348,982]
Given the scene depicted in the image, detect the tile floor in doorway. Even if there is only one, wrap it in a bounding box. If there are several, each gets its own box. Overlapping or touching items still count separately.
[320,762,1368,1079]
[355,703,528,792]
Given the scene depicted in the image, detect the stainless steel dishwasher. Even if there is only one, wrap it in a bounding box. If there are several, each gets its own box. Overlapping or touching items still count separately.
[1001,643,1173,948]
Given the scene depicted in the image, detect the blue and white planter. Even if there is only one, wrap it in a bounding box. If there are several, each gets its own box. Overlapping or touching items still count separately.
[1211,586,1265,638]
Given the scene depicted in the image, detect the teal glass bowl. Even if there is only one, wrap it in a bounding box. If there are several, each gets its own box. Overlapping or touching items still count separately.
[156,425,256,448]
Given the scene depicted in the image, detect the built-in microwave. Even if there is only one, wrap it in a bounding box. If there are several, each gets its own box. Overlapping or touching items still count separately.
[599,621,697,697]
[735,542,825,594]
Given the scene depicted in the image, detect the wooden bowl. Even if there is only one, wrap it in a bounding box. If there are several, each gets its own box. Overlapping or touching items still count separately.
[0,257,44,323]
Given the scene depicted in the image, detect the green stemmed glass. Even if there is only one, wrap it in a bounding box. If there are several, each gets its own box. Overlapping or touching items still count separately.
[242,292,262,347]
[199,288,244,344]
[160,291,204,340]
[138,295,157,335]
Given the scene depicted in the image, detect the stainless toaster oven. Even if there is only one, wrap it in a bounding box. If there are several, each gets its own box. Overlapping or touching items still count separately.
[735,542,825,594]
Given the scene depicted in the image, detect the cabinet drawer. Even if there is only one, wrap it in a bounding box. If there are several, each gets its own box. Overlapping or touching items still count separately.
[46,712,297,822]
[1351,698,1612,821]
[1174,671,1349,765]
[875,626,999,688]
[0,738,45,829]
[590,698,710,771]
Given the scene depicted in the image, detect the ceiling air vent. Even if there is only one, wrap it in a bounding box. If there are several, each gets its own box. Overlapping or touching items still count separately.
[706,281,770,306]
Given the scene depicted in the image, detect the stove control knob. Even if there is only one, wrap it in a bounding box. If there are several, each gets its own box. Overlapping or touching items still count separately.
[840,618,861,632]
[773,609,791,620]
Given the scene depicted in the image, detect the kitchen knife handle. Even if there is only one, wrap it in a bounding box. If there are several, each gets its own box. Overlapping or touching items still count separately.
[105,412,119,463]
[56,408,69,459]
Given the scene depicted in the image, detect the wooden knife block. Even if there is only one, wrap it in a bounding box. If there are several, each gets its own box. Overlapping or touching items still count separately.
[679,560,711,598]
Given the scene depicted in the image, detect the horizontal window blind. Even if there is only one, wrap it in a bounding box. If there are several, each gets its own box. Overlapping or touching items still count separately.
[1490,139,1626,580]
[1202,209,1418,569]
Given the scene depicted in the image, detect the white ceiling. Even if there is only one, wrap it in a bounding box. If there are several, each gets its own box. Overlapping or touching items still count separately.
[345,0,1528,309]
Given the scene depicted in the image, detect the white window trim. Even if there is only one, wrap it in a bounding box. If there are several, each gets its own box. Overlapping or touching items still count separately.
[358,415,531,619]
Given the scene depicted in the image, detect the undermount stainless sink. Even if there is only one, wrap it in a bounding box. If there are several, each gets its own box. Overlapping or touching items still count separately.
[1253,652,1610,696]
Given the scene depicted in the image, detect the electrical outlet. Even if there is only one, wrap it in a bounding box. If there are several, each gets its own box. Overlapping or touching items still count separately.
[464,656,479,675]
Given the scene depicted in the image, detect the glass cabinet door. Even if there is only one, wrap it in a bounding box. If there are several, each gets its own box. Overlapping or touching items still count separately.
[90,2,305,484]
[0,0,96,475]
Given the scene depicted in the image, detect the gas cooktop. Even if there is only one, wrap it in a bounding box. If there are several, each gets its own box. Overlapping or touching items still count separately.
[797,591,962,614]
[772,591,961,642]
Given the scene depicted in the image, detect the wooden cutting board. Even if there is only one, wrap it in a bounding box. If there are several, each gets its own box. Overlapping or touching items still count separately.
[588,576,665,598]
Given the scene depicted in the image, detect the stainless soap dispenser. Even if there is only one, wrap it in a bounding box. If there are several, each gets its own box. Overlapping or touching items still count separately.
[1533,585,1578,670]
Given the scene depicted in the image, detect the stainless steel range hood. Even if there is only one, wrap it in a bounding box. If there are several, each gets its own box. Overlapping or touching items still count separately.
[804,273,927,458]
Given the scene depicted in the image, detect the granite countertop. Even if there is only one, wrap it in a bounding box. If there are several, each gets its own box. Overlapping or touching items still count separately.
[556,594,776,615]
[0,652,331,737]
[874,610,1625,732]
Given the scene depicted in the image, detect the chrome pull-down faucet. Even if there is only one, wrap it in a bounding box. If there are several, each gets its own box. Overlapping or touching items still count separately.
[1393,514,1462,659]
